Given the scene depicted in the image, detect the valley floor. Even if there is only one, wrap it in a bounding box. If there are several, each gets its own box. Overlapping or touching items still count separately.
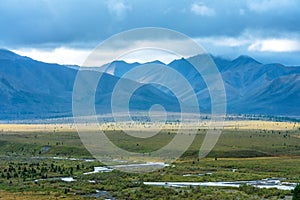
[0,120,299,199]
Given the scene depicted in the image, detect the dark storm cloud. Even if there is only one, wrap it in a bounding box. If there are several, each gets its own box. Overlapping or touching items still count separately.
[1,0,300,65]
[0,0,300,48]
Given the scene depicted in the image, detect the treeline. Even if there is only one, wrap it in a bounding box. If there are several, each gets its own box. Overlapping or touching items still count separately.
[0,161,86,182]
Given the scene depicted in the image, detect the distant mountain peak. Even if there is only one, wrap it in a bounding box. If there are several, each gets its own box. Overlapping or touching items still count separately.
[168,57,190,65]
[0,48,15,54]
[143,60,165,65]
[233,55,261,65]
[111,60,128,64]
[0,49,29,61]
[0,48,18,56]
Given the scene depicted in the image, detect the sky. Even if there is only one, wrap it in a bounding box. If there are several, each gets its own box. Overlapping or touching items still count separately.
[1,0,300,66]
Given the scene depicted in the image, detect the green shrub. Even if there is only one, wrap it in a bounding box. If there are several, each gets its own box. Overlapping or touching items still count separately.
[292,183,300,200]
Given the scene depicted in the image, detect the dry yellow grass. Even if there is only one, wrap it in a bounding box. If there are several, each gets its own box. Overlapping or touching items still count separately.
[223,120,299,130]
[0,124,76,133]
[0,120,298,133]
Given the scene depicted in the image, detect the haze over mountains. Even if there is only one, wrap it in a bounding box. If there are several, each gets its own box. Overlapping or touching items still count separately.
[0,49,299,120]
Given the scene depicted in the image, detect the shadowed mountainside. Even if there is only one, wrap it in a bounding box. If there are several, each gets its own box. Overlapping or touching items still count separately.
[101,54,300,116]
[0,49,179,119]
[0,49,299,119]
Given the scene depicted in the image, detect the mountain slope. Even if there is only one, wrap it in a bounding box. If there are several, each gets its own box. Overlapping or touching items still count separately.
[100,54,300,116]
[0,49,299,118]
[0,49,76,119]
[0,49,180,119]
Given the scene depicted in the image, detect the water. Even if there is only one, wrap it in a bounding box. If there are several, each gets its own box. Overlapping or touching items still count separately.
[83,190,116,200]
[83,162,170,174]
[33,159,296,191]
[61,177,76,182]
[83,166,113,174]
[144,178,296,190]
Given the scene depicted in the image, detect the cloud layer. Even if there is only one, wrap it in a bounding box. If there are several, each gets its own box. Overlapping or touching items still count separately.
[1,0,299,65]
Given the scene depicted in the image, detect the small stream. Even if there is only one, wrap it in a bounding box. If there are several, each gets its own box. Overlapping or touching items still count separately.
[144,178,297,190]
[82,189,116,200]
[83,162,169,174]
[33,158,296,191]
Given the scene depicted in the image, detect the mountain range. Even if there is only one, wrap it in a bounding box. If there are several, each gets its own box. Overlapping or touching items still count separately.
[0,49,299,120]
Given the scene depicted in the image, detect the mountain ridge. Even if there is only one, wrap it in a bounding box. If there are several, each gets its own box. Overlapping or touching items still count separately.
[98,52,299,116]
[0,49,299,119]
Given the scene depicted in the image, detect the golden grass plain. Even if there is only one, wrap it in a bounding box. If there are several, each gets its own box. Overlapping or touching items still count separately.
[0,120,299,133]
